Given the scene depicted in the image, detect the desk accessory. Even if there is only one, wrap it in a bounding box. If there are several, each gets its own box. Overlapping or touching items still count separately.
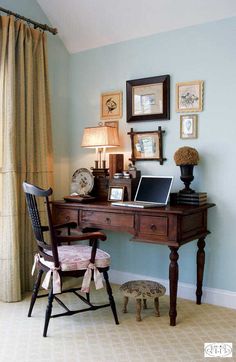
[108,186,125,202]
[81,123,119,169]
[109,154,124,179]
[71,168,94,195]
[91,168,110,201]
[173,146,199,193]
[113,173,123,179]
[170,192,207,205]
[64,194,96,203]
[109,173,141,201]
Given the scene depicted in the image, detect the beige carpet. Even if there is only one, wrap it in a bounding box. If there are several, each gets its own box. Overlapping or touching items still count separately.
[0,284,235,362]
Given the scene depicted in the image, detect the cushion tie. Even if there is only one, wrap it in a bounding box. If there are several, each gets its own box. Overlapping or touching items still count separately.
[31,253,39,276]
[42,267,61,294]
[32,253,62,294]
[81,263,103,293]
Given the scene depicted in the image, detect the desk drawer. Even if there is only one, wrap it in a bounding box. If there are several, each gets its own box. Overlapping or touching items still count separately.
[53,208,78,225]
[139,215,168,236]
[80,210,134,230]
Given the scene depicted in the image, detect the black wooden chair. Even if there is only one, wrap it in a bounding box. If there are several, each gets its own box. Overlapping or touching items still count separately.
[23,181,119,337]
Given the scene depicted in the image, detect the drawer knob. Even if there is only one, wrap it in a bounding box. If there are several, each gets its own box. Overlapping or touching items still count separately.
[150,224,157,231]
[105,217,111,224]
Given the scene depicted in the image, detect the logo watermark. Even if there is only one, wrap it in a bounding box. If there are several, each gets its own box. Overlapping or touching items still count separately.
[204,343,233,358]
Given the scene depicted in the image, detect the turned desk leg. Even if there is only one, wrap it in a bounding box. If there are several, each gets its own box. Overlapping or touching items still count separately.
[196,237,206,305]
[169,247,179,326]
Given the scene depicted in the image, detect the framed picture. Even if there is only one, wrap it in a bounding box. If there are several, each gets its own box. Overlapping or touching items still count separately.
[180,114,198,139]
[126,75,170,122]
[101,91,122,120]
[108,186,125,201]
[128,126,166,165]
[176,80,204,112]
[104,120,119,131]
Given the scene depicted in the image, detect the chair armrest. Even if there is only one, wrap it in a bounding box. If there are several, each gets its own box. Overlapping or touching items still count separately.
[56,231,106,244]
[41,226,49,232]
[53,222,77,230]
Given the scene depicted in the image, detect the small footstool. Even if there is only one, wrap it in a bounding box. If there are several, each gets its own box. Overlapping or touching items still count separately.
[120,280,166,321]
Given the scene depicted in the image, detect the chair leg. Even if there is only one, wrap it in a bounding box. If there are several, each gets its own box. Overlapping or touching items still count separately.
[86,292,90,303]
[103,271,119,325]
[43,288,54,337]
[28,269,44,317]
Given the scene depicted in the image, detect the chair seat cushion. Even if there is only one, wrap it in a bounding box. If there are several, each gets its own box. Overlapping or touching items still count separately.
[120,280,166,299]
[41,245,110,271]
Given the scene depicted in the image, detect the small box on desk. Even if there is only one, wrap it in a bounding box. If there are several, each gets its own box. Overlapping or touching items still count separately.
[91,168,109,201]
[109,177,140,201]
[109,154,124,179]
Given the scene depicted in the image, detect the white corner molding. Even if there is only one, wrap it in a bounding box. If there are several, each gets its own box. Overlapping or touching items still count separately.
[109,269,236,310]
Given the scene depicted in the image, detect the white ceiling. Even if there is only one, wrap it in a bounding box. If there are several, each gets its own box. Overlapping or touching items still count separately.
[37,0,236,54]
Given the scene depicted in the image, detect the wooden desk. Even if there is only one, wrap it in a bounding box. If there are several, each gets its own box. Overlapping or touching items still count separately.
[52,200,215,326]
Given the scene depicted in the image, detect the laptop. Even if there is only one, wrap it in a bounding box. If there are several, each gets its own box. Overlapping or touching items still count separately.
[112,175,174,208]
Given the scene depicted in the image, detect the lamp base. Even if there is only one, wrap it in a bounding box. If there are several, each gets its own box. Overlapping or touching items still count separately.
[91,168,109,200]
[91,168,109,177]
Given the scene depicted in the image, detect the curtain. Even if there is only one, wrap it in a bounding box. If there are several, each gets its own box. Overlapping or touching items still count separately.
[0,15,54,302]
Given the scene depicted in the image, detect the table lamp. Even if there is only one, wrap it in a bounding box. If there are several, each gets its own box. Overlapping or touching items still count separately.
[81,123,120,170]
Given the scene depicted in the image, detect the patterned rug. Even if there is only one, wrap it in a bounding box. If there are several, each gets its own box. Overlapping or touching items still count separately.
[0,284,235,361]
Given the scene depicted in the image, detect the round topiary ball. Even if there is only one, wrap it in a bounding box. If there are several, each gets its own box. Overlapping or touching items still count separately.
[174,146,199,166]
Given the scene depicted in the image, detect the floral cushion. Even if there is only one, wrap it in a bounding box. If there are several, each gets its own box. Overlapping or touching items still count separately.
[41,245,110,271]
[120,280,166,299]
[32,245,110,294]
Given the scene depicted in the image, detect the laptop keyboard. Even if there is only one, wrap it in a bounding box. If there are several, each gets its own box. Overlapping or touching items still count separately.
[111,201,162,208]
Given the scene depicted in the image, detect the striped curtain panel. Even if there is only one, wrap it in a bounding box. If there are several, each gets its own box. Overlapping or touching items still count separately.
[0,15,54,302]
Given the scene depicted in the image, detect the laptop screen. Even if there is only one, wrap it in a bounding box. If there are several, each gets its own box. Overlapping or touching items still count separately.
[135,176,173,204]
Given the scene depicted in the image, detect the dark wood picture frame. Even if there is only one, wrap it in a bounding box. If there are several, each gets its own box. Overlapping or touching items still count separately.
[128,126,166,165]
[126,75,170,122]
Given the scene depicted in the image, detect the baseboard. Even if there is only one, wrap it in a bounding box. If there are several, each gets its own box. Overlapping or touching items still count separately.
[109,269,236,310]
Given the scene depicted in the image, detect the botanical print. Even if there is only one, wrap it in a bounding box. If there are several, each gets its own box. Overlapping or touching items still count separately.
[180,114,198,139]
[101,91,122,119]
[183,117,193,134]
[176,81,203,112]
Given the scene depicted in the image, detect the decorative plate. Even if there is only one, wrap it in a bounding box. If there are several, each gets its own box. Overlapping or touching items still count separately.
[71,168,94,195]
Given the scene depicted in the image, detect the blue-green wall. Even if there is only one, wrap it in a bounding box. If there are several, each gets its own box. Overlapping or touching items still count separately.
[1,0,71,197]
[2,1,236,293]
[68,17,236,292]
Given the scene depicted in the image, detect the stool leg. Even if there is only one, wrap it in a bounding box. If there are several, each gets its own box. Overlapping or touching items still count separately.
[123,296,129,313]
[136,299,142,321]
[154,297,160,317]
[143,298,147,309]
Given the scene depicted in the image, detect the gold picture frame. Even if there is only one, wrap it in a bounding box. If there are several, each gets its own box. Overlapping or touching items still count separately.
[180,114,198,139]
[108,186,125,201]
[176,80,203,112]
[104,120,119,130]
[101,91,122,120]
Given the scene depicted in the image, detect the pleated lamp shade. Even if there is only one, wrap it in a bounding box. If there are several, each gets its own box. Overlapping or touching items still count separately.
[81,125,119,148]
[81,125,120,169]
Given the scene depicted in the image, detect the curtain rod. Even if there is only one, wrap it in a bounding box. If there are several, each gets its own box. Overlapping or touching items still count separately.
[0,6,58,35]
